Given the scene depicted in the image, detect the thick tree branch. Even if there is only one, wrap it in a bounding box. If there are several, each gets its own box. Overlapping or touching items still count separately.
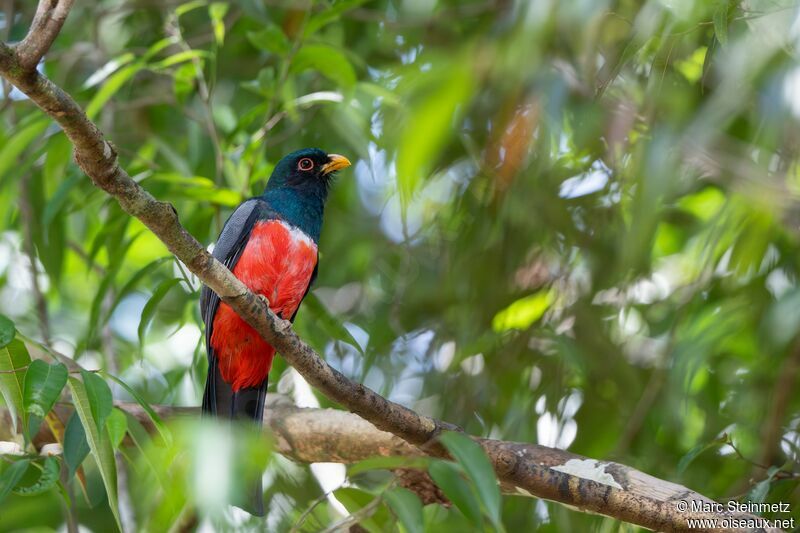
[15,0,75,70]
[0,9,785,533]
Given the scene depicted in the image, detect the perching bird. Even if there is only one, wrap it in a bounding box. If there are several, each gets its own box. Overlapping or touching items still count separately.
[200,148,350,515]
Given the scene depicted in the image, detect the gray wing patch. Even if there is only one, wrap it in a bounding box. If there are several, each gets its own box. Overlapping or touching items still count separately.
[201,198,267,415]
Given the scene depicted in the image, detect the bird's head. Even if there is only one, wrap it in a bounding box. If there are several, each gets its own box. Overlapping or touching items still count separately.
[264,148,351,197]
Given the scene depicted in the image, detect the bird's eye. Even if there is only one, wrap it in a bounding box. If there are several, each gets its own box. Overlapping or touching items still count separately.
[298,158,314,171]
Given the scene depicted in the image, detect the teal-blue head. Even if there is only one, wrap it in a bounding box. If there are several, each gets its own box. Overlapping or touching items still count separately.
[261,148,351,242]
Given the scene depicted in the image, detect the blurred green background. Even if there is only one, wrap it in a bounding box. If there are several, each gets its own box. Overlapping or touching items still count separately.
[0,0,799,530]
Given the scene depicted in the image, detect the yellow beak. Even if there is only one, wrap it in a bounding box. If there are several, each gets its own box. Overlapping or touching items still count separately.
[321,154,351,175]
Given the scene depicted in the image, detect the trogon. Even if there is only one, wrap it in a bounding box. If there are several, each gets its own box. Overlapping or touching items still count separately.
[200,148,350,515]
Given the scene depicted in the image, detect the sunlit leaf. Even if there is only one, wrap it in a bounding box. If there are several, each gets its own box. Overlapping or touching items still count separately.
[492,290,553,332]
[209,3,229,45]
[83,53,137,89]
[150,50,209,70]
[175,0,207,17]
[86,65,142,120]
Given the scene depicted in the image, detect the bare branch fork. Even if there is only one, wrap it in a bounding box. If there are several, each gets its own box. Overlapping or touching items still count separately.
[0,3,783,532]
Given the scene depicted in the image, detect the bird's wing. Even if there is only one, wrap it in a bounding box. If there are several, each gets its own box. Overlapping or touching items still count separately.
[200,198,266,414]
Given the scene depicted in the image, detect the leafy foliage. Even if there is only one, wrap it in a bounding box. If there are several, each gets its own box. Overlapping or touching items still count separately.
[1,0,799,531]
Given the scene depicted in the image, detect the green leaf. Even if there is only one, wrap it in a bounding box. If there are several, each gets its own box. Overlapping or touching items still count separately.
[150,50,209,70]
[0,314,14,349]
[304,0,368,36]
[68,376,122,531]
[23,360,68,439]
[428,460,483,525]
[106,408,128,449]
[138,278,183,348]
[0,460,30,506]
[13,456,60,496]
[348,456,430,477]
[291,44,357,88]
[439,432,501,527]
[385,487,423,533]
[746,478,771,504]
[209,3,229,45]
[677,435,726,474]
[43,172,82,227]
[247,26,290,55]
[104,256,171,324]
[0,338,31,434]
[302,293,364,355]
[397,62,473,205]
[0,118,49,182]
[80,370,113,434]
[86,64,142,120]
[713,1,729,46]
[83,53,137,88]
[492,290,553,332]
[103,372,171,445]
[175,0,207,17]
[63,411,90,478]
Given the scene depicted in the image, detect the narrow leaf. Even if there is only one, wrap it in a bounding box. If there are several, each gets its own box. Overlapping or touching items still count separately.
[86,65,142,120]
[138,278,183,347]
[0,339,31,434]
[302,293,364,355]
[68,377,122,531]
[103,372,171,445]
[0,459,30,505]
[385,487,424,533]
[428,460,483,525]
[0,118,49,181]
[348,456,430,477]
[106,408,128,449]
[105,258,171,324]
[0,314,15,348]
[713,1,729,46]
[209,3,229,45]
[63,411,90,478]
[440,432,501,526]
[81,370,113,433]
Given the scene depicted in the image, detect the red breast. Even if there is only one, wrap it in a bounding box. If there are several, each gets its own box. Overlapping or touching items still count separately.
[211,220,317,390]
